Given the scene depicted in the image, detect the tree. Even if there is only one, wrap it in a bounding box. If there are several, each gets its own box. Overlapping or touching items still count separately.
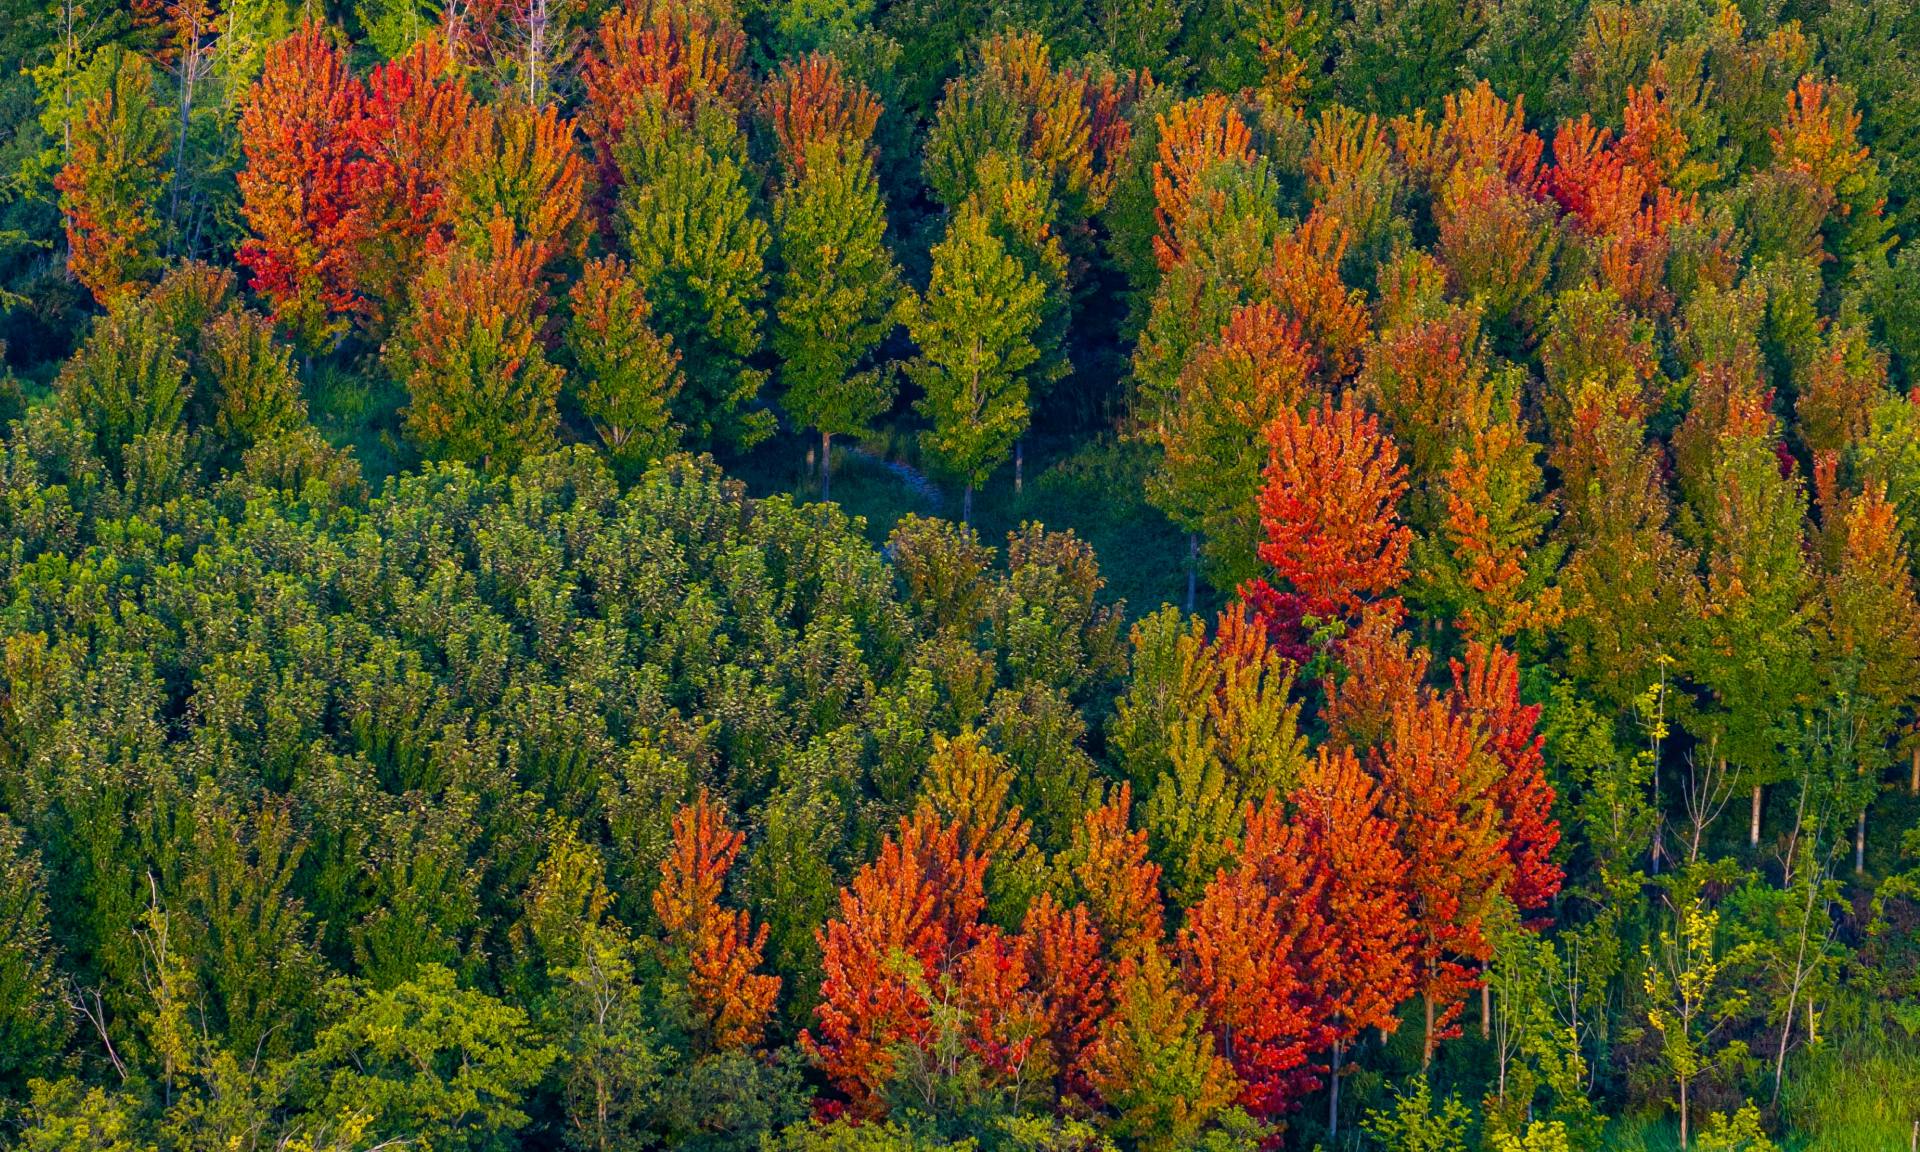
[579,0,747,200]
[1084,945,1239,1152]
[1819,481,1920,868]
[803,808,1031,1118]
[1683,389,1817,847]
[0,818,68,1093]
[653,789,780,1054]
[235,22,367,350]
[771,138,902,501]
[763,53,881,177]
[565,254,682,473]
[1419,400,1564,644]
[1058,783,1165,964]
[1374,695,1510,1065]
[1146,303,1319,593]
[614,93,771,451]
[1126,605,1309,905]
[1254,397,1414,624]
[290,965,558,1152]
[198,308,307,461]
[1017,893,1110,1106]
[388,215,562,472]
[1291,745,1417,1137]
[1179,802,1325,1122]
[1643,899,1759,1148]
[55,48,167,305]
[1149,94,1255,272]
[55,293,190,481]
[907,205,1045,522]
[351,37,472,334]
[1448,643,1564,919]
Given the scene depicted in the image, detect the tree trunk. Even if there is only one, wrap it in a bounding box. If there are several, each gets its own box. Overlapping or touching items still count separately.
[1482,979,1492,1040]
[1423,994,1435,1068]
[1186,532,1198,614]
[1327,1039,1343,1142]
[1857,809,1867,875]
[1014,439,1023,495]
[1679,1076,1690,1149]
[1910,746,1917,796]
[963,483,973,525]
[820,431,832,503]
[1750,784,1763,848]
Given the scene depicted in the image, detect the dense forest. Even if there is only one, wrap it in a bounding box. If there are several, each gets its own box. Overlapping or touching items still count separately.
[3,0,1920,1148]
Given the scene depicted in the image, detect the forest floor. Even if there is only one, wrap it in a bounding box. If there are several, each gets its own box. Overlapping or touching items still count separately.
[731,424,1207,621]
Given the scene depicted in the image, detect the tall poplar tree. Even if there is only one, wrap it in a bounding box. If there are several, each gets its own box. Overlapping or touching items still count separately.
[906,205,1046,523]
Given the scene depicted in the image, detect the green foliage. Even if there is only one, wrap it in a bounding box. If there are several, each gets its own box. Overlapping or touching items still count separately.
[290,965,557,1152]
[0,819,68,1093]
[773,142,903,452]
[1363,1076,1475,1152]
[615,95,773,452]
[907,206,1044,510]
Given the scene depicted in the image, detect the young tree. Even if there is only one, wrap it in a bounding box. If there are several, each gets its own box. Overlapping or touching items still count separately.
[1374,695,1510,1065]
[234,22,367,350]
[1819,482,1920,869]
[1254,397,1414,624]
[55,48,168,305]
[614,94,772,450]
[1179,799,1325,1122]
[906,205,1045,523]
[771,139,902,501]
[1290,745,1416,1138]
[653,789,780,1055]
[1146,302,1319,596]
[1683,390,1817,847]
[565,254,682,472]
[1085,945,1240,1152]
[1643,899,1759,1149]
[803,808,1031,1117]
[1449,643,1563,919]
[387,215,563,472]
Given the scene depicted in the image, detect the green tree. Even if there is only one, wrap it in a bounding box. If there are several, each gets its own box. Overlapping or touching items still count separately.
[388,217,563,474]
[290,965,557,1152]
[565,254,683,476]
[772,140,902,501]
[55,294,191,484]
[615,94,772,451]
[907,206,1045,523]
[0,819,69,1093]
[1643,898,1760,1149]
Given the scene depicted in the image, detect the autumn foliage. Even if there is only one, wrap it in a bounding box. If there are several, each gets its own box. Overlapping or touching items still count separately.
[654,789,779,1053]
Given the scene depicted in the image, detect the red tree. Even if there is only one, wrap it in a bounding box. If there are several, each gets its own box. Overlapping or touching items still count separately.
[1371,694,1509,1064]
[1254,398,1414,624]
[1018,893,1110,1105]
[1179,798,1325,1121]
[654,788,780,1053]
[1447,643,1563,920]
[1289,745,1415,1134]
[805,808,1037,1116]
[354,37,473,329]
[235,22,368,348]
